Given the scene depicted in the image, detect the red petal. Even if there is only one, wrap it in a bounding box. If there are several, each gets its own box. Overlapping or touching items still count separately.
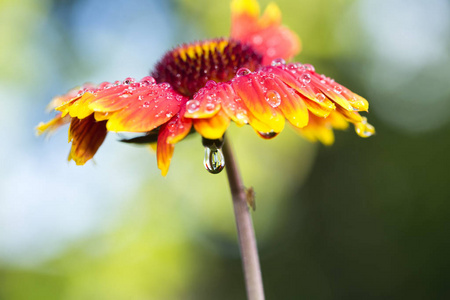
[68,115,107,165]
[156,109,192,176]
[103,84,186,132]
[231,72,285,133]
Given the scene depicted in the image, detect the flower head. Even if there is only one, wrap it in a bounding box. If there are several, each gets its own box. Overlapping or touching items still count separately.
[37,0,374,176]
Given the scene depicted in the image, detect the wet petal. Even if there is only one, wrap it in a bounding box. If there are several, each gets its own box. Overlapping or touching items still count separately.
[262,64,355,111]
[104,85,186,133]
[68,115,108,165]
[184,81,222,118]
[231,72,285,133]
[156,126,174,177]
[156,108,193,176]
[256,75,309,128]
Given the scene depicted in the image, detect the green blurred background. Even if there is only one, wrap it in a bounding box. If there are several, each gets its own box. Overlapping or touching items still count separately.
[1,0,449,299]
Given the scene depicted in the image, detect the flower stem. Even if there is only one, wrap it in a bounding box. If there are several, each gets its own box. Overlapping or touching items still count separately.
[222,137,265,300]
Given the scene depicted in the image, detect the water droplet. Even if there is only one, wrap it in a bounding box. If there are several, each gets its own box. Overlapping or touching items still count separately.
[315,93,325,102]
[98,82,112,89]
[142,101,150,108]
[301,74,311,84]
[160,83,171,89]
[140,76,156,86]
[123,77,135,85]
[265,90,281,108]
[334,86,342,94]
[204,147,225,174]
[258,131,279,139]
[303,64,315,72]
[235,108,248,123]
[205,80,217,89]
[205,103,216,112]
[138,95,144,101]
[271,58,286,66]
[166,112,173,118]
[287,64,298,72]
[186,99,200,113]
[236,68,251,77]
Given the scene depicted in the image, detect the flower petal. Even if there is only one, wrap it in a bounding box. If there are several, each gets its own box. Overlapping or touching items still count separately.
[255,75,309,128]
[184,81,223,119]
[102,85,186,133]
[230,0,300,65]
[193,109,230,139]
[36,113,71,137]
[231,72,285,133]
[156,109,192,176]
[68,115,108,165]
[294,112,347,146]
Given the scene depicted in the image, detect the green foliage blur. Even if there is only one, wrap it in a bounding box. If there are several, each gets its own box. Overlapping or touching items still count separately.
[1,0,449,299]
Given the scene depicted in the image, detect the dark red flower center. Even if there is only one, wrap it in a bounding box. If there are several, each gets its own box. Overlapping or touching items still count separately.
[151,38,263,97]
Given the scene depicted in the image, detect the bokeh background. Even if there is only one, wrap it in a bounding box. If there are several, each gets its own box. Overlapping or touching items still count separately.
[1,0,450,299]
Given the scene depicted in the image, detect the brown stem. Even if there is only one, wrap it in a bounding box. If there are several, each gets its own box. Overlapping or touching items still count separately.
[222,137,265,300]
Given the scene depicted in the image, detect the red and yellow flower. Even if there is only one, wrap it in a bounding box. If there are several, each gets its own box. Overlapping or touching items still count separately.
[37,0,374,176]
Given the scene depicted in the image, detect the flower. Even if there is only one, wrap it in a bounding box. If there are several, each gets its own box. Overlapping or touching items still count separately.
[37,0,374,176]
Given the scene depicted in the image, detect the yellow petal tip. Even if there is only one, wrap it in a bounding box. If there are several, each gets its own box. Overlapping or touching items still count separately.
[231,0,260,16]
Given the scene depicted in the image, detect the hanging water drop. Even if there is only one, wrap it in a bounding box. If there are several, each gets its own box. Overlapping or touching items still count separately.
[204,147,225,174]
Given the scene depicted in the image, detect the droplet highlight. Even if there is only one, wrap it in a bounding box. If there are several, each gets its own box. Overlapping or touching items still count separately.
[315,93,326,102]
[271,58,286,66]
[186,99,200,113]
[236,68,251,77]
[204,147,225,174]
[265,90,281,108]
[301,74,311,84]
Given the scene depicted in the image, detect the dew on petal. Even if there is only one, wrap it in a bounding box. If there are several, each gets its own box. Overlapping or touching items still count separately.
[160,83,171,89]
[236,68,251,77]
[235,108,248,123]
[204,147,225,174]
[334,86,342,94]
[271,58,286,66]
[205,102,216,112]
[140,76,156,86]
[123,77,136,85]
[315,93,326,102]
[186,99,200,113]
[302,73,311,84]
[265,90,281,108]
[138,95,144,101]
[303,64,315,72]
[205,80,217,89]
